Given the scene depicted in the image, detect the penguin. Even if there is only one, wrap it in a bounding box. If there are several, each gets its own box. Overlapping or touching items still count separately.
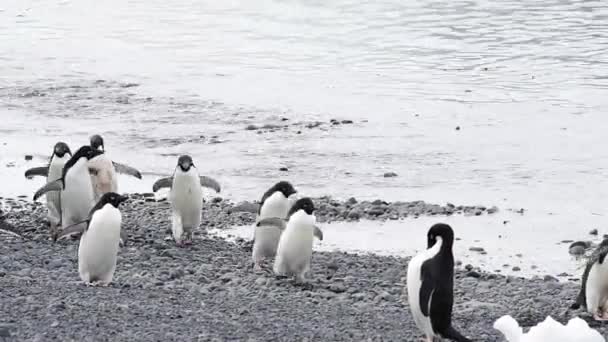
[88,134,142,201]
[406,223,471,342]
[258,197,323,283]
[24,142,72,233]
[252,181,297,270]
[571,238,608,320]
[56,192,128,285]
[33,145,104,238]
[152,155,221,246]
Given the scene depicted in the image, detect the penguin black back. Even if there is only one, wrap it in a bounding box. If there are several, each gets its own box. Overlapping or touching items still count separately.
[258,181,296,214]
[420,223,470,341]
[288,197,314,217]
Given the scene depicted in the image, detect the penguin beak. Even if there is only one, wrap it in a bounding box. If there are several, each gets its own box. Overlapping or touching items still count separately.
[179,161,192,171]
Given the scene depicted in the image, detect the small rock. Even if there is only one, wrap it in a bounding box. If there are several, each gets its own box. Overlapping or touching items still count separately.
[466,271,481,278]
[346,197,357,205]
[341,120,353,124]
[383,172,398,178]
[469,247,485,253]
[543,275,558,282]
[329,283,346,294]
[590,229,599,236]
[279,167,288,172]
[455,126,461,131]
[487,206,498,214]
[24,155,33,161]
[512,266,521,272]
[245,124,258,131]
[255,277,267,286]
[347,210,361,220]
[569,241,590,256]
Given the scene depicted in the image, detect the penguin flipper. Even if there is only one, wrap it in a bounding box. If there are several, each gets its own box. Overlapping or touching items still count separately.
[54,220,88,241]
[152,177,173,192]
[113,162,142,179]
[313,226,324,241]
[199,176,221,193]
[255,217,287,230]
[419,260,434,317]
[33,179,63,201]
[25,166,49,179]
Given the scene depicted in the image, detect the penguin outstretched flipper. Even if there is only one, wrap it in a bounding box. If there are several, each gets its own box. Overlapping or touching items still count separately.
[199,176,221,193]
[113,162,142,179]
[152,177,173,192]
[25,166,49,179]
[33,179,63,201]
[54,219,88,241]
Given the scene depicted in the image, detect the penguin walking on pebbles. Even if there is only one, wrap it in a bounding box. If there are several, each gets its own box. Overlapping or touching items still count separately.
[24,142,72,232]
[33,146,103,238]
[257,198,323,283]
[88,134,142,201]
[406,223,471,342]
[572,238,608,320]
[252,181,297,269]
[152,155,221,246]
[56,192,128,285]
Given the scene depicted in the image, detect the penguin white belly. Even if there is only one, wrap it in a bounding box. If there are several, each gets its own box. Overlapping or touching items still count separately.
[406,240,442,340]
[62,159,95,228]
[259,193,289,219]
[274,212,314,278]
[78,205,121,284]
[169,170,203,241]
[46,155,68,226]
[88,155,117,201]
[253,193,289,262]
[586,261,608,315]
[406,253,435,339]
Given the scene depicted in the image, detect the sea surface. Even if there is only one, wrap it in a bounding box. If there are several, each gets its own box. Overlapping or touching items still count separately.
[1,0,607,276]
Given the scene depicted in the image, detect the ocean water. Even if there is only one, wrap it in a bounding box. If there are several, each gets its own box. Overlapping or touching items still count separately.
[1,0,607,275]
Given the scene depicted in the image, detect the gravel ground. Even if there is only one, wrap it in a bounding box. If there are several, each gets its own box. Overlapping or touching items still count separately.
[0,196,606,341]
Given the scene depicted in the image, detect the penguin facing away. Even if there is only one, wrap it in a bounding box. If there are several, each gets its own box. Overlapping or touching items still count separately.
[57,192,128,285]
[152,155,221,246]
[88,134,142,201]
[572,238,608,320]
[24,142,72,233]
[33,145,104,238]
[262,197,324,283]
[252,181,297,269]
[406,223,471,342]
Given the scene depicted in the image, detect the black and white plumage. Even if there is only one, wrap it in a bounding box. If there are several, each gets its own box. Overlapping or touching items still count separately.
[88,134,142,201]
[152,155,221,246]
[33,145,104,239]
[252,181,297,269]
[406,223,471,342]
[24,142,71,232]
[57,192,128,285]
[572,239,608,320]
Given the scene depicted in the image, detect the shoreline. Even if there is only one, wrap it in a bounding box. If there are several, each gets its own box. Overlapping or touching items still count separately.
[1,196,605,340]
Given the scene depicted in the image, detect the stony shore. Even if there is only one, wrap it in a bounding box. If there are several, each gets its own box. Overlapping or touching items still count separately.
[0,196,605,341]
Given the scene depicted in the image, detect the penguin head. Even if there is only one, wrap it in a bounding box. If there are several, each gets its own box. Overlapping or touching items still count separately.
[90,134,104,152]
[53,142,71,158]
[597,238,608,264]
[270,181,297,198]
[288,197,315,217]
[98,192,128,209]
[427,223,454,249]
[73,145,104,161]
[177,155,194,172]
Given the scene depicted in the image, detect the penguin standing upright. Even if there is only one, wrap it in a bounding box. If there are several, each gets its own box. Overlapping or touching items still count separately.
[33,146,104,236]
[152,155,221,246]
[252,181,297,269]
[406,223,471,342]
[56,192,128,285]
[572,239,608,320]
[24,142,72,233]
[259,197,323,283]
[88,134,142,201]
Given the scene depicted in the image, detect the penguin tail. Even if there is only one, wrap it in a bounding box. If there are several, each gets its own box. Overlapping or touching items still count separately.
[443,326,472,342]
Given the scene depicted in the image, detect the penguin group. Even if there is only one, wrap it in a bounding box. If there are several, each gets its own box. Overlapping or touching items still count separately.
[20,136,608,340]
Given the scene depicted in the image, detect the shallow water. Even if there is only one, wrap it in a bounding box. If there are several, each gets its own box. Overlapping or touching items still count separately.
[1,0,608,274]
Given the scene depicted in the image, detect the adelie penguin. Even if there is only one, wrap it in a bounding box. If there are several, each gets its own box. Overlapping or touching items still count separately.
[571,238,608,320]
[257,197,324,283]
[252,181,297,270]
[56,192,128,285]
[88,134,142,201]
[24,141,72,233]
[152,155,221,246]
[33,145,104,239]
[406,223,471,342]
